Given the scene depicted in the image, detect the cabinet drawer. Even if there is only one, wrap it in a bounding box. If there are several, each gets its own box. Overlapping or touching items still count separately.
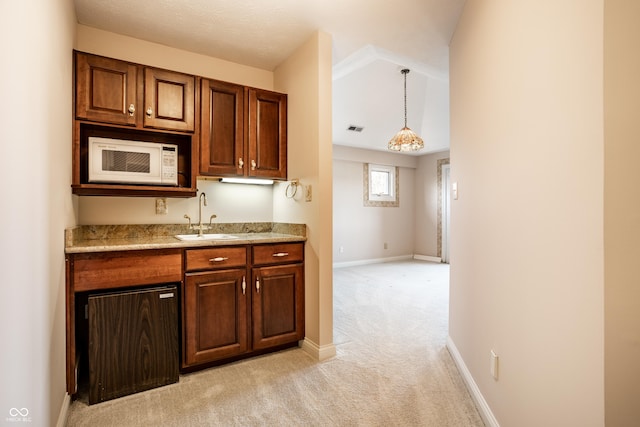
[185,247,247,271]
[252,243,303,266]
[72,249,182,292]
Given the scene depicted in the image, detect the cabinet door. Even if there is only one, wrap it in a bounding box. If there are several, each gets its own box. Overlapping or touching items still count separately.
[251,263,304,350]
[247,89,287,179]
[184,269,248,366]
[75,52,137,126]
[143,68,195,132]
[199,79,245,176]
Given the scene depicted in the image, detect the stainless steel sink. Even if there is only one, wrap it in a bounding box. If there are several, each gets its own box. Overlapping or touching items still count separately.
[175,234,239,241]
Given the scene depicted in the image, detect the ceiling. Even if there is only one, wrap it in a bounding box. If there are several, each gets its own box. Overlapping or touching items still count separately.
[74,0,466,156]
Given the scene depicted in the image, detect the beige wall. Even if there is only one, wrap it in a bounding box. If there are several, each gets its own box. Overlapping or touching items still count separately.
[449,1,604,426]
[272,31,335,356]
[604,1,640,424]
[332,145,417,265]
[414,150,450,258]
[76,25,273,89]
[0,0,77,424]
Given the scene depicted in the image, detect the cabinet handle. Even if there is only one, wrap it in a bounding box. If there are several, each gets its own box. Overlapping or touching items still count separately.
[242,276,246,295]
[128,104,135,116]
[272,252,289,257]
[238,158,244,169]
[209,257,228,262]
[251,159,257,170]
[146,106,153,117]
[256,278,260,293]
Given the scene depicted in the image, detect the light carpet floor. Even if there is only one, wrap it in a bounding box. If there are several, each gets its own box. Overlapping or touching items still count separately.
[65,260,484,426]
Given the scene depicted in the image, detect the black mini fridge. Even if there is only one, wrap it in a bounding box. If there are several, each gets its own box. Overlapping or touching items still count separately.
[88,285,179,404]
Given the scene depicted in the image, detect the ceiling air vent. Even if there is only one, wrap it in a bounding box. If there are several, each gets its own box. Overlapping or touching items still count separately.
[347,125,364,132]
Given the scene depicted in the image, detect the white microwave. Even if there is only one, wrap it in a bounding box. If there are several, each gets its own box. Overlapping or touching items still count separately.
[88,137,178,186]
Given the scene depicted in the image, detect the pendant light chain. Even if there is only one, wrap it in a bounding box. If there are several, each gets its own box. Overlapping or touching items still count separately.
[403,69,408,128]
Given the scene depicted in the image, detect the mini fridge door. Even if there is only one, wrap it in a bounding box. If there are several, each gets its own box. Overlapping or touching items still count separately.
[88,284,178,404]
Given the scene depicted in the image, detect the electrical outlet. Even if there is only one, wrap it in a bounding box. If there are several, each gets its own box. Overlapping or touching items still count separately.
[155,198,168,215]
[305,185,312,202]
[384,242,388,250]
[339,246,344,253]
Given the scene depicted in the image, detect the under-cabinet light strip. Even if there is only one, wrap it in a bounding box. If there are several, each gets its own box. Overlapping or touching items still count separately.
[219,178,274,185]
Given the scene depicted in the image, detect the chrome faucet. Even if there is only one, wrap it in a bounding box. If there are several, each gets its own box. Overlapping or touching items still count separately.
[197,192,207,235]
[183,192,217,235]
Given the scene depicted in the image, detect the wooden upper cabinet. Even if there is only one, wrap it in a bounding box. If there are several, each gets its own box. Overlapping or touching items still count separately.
[144,68,195,132]
[199,79,245,176]
[75,53,138,126]
[199,84,287,180]
[248,88,287,179]
[74,52,195,133]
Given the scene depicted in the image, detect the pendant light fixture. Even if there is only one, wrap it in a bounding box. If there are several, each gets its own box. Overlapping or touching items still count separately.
[388,68,424,152]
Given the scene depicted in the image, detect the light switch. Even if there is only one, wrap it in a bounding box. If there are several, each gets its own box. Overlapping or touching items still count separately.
[452,182,458,200]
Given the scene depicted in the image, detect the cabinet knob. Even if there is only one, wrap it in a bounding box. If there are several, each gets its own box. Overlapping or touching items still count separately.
[238,158,244,169]
[146,107,153,117]
[272,252,289,257]
[251,160,257,170]
[242,276,246,295]
[209,257,229,262]
[128,104,135,116]
[256,278,260,293]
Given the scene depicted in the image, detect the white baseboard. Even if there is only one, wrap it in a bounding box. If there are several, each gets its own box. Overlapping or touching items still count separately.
[301,338,336,361]
[56,393,71,427]
[333,254,413,269]
[413,254,442,263]
[446,336,500,427]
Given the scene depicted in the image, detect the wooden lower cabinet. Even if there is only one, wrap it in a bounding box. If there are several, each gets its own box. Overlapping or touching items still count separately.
[251,263,304,350]
[66,242,305,397]
[182,243,304,368]
[184,269,248,365]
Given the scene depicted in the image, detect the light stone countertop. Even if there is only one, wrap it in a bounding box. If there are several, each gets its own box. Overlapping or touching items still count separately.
[65,223,306,254]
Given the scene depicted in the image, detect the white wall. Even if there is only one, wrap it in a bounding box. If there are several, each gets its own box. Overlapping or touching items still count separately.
[0,0,76,425]
[414,150,450,258]
[79,179,274,225]
[333,146,417,265]
[332,146,446,264]
[449,1,604,426]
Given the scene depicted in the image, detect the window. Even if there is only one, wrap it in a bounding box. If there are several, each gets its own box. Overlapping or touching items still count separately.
[364,163,399,207]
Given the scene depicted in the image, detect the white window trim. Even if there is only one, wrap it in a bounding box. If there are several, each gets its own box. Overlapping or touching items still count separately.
[363,163,399,207]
